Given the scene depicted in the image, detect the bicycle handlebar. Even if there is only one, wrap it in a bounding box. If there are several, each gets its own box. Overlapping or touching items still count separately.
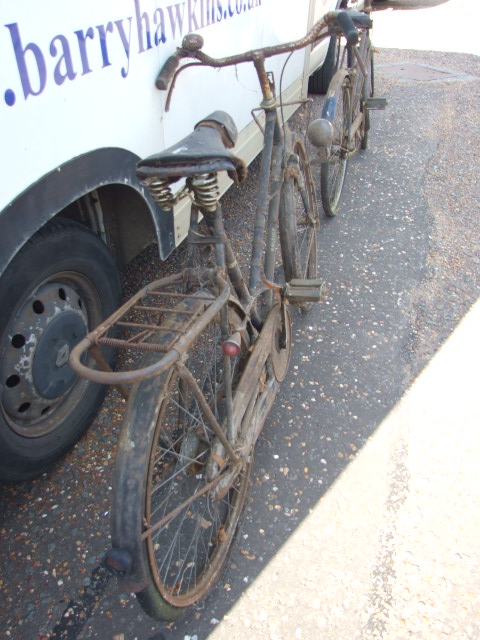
[335,10,359,47]
[156,54,181,90]
[155,10,372,92]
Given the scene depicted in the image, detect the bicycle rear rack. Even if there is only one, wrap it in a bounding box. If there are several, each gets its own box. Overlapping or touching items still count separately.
[69,268,230,386]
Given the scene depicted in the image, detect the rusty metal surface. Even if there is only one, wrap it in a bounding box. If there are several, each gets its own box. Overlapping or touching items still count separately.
[163,10,373,109]
[69,269,230,386]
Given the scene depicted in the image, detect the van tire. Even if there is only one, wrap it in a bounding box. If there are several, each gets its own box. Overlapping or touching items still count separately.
[308,35,337,95]
[0,219,121,482]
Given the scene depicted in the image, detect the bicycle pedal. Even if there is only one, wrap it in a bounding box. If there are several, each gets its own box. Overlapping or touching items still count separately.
[365,97,387,110]
[284,279,324,304]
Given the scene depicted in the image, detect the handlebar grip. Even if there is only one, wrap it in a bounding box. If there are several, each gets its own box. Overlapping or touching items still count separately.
[156,53,181,90]
[335,11,359,47]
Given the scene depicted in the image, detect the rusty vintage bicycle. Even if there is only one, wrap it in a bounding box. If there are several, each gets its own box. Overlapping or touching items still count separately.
[70,9,370,621]
[314,0,386,215]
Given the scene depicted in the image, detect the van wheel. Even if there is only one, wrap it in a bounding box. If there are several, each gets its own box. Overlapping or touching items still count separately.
[0,219,122,482]
[308,35,337,95]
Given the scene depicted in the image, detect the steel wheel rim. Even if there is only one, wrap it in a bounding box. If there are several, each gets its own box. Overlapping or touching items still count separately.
[0,272,101,437]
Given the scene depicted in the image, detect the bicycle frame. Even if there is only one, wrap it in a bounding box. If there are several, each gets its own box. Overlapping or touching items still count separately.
[325,27,371,159]
[186,79,310,320]
[346,30,371,153]
[69,70,305,380]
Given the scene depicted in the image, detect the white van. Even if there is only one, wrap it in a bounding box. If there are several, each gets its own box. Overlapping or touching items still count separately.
[0,0,365,481]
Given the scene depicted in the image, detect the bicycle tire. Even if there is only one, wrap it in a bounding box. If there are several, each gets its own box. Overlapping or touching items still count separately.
[112,295,251,621]
[279,136,318,311]
[320,71,351,217]
[264,145,287,300]
[361,39,374,151]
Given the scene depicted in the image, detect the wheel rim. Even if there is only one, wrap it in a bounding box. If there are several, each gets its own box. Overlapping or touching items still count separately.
[0,273,100,437]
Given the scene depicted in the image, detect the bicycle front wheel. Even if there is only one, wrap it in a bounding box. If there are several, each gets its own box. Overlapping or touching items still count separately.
[279,137,318,311]
[320,71,351,217]
[112,297,251,621]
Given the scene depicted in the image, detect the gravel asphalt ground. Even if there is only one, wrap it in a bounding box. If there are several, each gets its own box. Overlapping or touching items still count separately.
[1,1,479,639]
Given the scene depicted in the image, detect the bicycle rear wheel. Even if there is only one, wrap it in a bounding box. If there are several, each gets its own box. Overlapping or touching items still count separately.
[112,296,251,621]
[279,137,318,311]
[320,71,351,217]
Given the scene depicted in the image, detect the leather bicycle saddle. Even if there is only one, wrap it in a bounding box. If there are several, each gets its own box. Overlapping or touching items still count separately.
[137,110,247,184]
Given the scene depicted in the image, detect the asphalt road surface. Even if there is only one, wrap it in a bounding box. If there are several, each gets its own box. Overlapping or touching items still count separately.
[1,1,479,639]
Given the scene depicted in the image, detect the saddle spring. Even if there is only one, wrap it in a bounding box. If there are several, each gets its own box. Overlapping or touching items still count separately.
[189,173,220,211]
[146,178,174,208]
[145,172,220,211]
